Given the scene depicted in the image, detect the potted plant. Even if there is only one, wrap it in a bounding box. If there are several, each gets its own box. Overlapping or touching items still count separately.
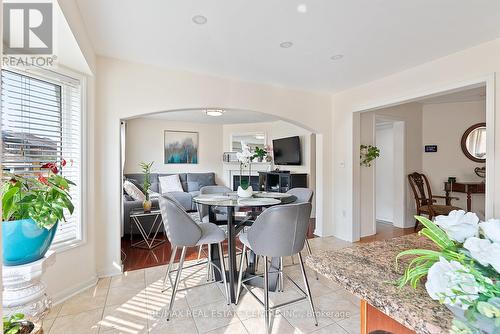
[2,160,75,266]
[252,147,267,162]
[236,142,254,198]
[360,144,380,167]
[396,211,500,333]
[3,313,41,334]
[140,161,154,212]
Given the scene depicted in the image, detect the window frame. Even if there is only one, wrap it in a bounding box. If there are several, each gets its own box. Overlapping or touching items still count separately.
[1,65,88,253]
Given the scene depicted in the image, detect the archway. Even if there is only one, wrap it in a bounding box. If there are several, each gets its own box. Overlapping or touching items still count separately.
[118,107,326,272]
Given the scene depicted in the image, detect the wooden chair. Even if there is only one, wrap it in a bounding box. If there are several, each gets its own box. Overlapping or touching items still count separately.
[408,172,461,230]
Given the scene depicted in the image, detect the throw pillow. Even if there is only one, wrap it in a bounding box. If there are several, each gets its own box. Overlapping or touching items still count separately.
[159,174,184,193]
[187,181,200,192]
[125,178,144,194]
[123,180,146,201]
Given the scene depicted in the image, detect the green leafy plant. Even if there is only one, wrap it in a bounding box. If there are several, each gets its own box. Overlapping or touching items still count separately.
[2,160,75,229]
[140,161,154,200]
[3,313,25,334]
[360,144,380,167]
[252,147,267,161]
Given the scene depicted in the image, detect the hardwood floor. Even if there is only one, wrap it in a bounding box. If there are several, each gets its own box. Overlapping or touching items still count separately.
[122,218,317,272]
[359,221,415,243]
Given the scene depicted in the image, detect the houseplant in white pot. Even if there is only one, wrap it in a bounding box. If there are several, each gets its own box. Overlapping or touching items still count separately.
[2,160,75,266]
[236,142,254,198]
[396,211,500,333]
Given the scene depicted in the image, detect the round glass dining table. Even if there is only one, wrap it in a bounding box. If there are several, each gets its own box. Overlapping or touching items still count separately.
[192,192,296,303]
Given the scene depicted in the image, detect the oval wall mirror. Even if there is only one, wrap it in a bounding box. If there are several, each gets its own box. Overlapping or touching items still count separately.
[461,123,486,163]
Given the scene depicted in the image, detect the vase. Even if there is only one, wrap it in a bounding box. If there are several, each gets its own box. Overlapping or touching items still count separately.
[143,199,152,212]
[2,218,58,266]
[237,185,253,198]
[446,305,495,333]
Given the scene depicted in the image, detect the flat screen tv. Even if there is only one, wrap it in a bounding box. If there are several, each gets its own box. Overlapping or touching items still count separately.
[272,136,301,165]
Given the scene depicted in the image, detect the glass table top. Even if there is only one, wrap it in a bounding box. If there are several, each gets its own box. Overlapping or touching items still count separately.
[193,193,285,207]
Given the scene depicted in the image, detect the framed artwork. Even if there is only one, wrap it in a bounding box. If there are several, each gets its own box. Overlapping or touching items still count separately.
[164,130,199,164]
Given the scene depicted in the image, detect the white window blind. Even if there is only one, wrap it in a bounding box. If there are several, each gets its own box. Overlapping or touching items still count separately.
[1,69,82,246]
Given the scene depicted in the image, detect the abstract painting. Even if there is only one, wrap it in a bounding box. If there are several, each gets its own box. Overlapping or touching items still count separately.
[164,130,198,164]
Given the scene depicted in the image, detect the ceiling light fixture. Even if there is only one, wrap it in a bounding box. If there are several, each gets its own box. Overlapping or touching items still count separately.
[297,4,307,13]
[255,134,265,140]
[330,54,344,60]
[192,15,207,25]
[280,41,293,48]
[205,109,225,117]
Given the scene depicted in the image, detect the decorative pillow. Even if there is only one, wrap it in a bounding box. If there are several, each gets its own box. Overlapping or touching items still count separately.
[159,174,184,193]
[123,180,146,201]
[187,181,200,192]
[125,178,144,194]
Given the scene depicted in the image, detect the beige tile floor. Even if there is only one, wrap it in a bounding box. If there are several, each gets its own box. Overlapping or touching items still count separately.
[43,237,360,334]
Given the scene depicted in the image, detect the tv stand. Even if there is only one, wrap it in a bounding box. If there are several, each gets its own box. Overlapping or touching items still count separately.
[258,171,307,193]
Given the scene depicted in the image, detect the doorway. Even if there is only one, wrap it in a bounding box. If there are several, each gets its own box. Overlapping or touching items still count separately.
[355,79,493,241]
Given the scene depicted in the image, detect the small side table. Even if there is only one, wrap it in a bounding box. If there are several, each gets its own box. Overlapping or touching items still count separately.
[130,209,166,249]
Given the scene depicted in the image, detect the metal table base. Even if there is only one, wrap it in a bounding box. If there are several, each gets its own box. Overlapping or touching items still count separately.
[130,211,166,250]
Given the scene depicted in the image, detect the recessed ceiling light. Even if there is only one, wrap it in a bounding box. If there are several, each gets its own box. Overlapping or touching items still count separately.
[192,15,207,25]
[330,54,344,60]
[255,135,265,140]
[297,4,307,13]
[205,109,225,117]
[280,41,293,48]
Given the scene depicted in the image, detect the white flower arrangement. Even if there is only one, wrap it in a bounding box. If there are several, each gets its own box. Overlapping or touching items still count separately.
[236,142,253,166]
[397,211,500,333]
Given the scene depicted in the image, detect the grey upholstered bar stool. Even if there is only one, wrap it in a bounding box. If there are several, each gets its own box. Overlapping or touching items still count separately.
[195,185,232,262]
[236,202,318,333]
[285,187,319,280]
[159,195,230,320]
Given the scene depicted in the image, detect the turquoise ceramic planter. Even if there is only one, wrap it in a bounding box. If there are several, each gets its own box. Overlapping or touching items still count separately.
[2,218,58,266]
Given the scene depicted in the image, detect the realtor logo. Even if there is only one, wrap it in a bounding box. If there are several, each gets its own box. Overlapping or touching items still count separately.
[3,3,53,54]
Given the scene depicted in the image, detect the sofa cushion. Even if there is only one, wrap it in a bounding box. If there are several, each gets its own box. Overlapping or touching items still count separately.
[158,173,188,192]
[159,174,183,193]
[124,180,146,201]
[187,173,216,189]
[187,181,199,192]
[166,191,193,211]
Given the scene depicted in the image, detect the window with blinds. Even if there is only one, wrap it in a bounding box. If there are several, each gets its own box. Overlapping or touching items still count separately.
[1,69,82,246]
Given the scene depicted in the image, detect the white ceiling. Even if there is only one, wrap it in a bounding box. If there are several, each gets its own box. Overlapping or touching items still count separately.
[418,86,486,104]
[75,0,500,92]
[141,109,279,124]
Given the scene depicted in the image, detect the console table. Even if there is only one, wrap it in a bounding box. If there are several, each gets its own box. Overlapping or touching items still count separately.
[444,181,485,212]
[258,171,307,193]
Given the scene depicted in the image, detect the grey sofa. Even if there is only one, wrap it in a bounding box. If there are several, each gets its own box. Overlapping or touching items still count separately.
[123,172,216,235]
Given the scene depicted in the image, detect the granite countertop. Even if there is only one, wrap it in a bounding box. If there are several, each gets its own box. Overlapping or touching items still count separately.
[306,234,453,334]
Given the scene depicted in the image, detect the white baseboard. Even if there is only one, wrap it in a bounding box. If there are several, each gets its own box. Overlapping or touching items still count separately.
[97,266,122,278]
[51,276,98,305]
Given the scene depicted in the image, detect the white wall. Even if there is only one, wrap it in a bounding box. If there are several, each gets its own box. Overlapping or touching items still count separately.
[332,37,499,242]
[95,56,333,276]
[375,124,394,223]
[422,100,486,217]
[124,118,223,183]
[41,0,98,302]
